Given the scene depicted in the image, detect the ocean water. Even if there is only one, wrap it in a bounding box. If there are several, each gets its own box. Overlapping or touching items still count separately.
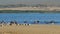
[0,13,60,24]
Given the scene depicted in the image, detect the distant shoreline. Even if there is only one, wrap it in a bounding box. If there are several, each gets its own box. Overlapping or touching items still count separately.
[0,10,60,13]
[0,7,47,11]
[0,7,60,11]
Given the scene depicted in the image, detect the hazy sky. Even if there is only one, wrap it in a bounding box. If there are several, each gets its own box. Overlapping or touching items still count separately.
[0,0,60,5]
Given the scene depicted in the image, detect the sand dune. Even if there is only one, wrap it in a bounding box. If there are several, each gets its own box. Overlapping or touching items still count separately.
[0,24,60,34]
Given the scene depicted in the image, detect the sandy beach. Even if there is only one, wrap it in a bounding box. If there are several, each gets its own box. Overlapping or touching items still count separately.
[0,7,60,11]
[1,24,60,34]
[0,7,46,10]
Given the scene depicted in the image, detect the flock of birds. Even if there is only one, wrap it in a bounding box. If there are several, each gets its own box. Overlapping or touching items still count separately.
[0,20,59,27]
[0,20,57,25]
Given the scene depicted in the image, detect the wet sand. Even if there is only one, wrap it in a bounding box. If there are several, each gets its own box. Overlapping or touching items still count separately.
[0,24,60,34]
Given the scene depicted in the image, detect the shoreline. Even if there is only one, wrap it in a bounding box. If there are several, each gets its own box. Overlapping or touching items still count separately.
[0,7,60,11]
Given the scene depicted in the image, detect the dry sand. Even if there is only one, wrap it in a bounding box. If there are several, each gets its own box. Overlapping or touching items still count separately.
[0,24,60,34]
